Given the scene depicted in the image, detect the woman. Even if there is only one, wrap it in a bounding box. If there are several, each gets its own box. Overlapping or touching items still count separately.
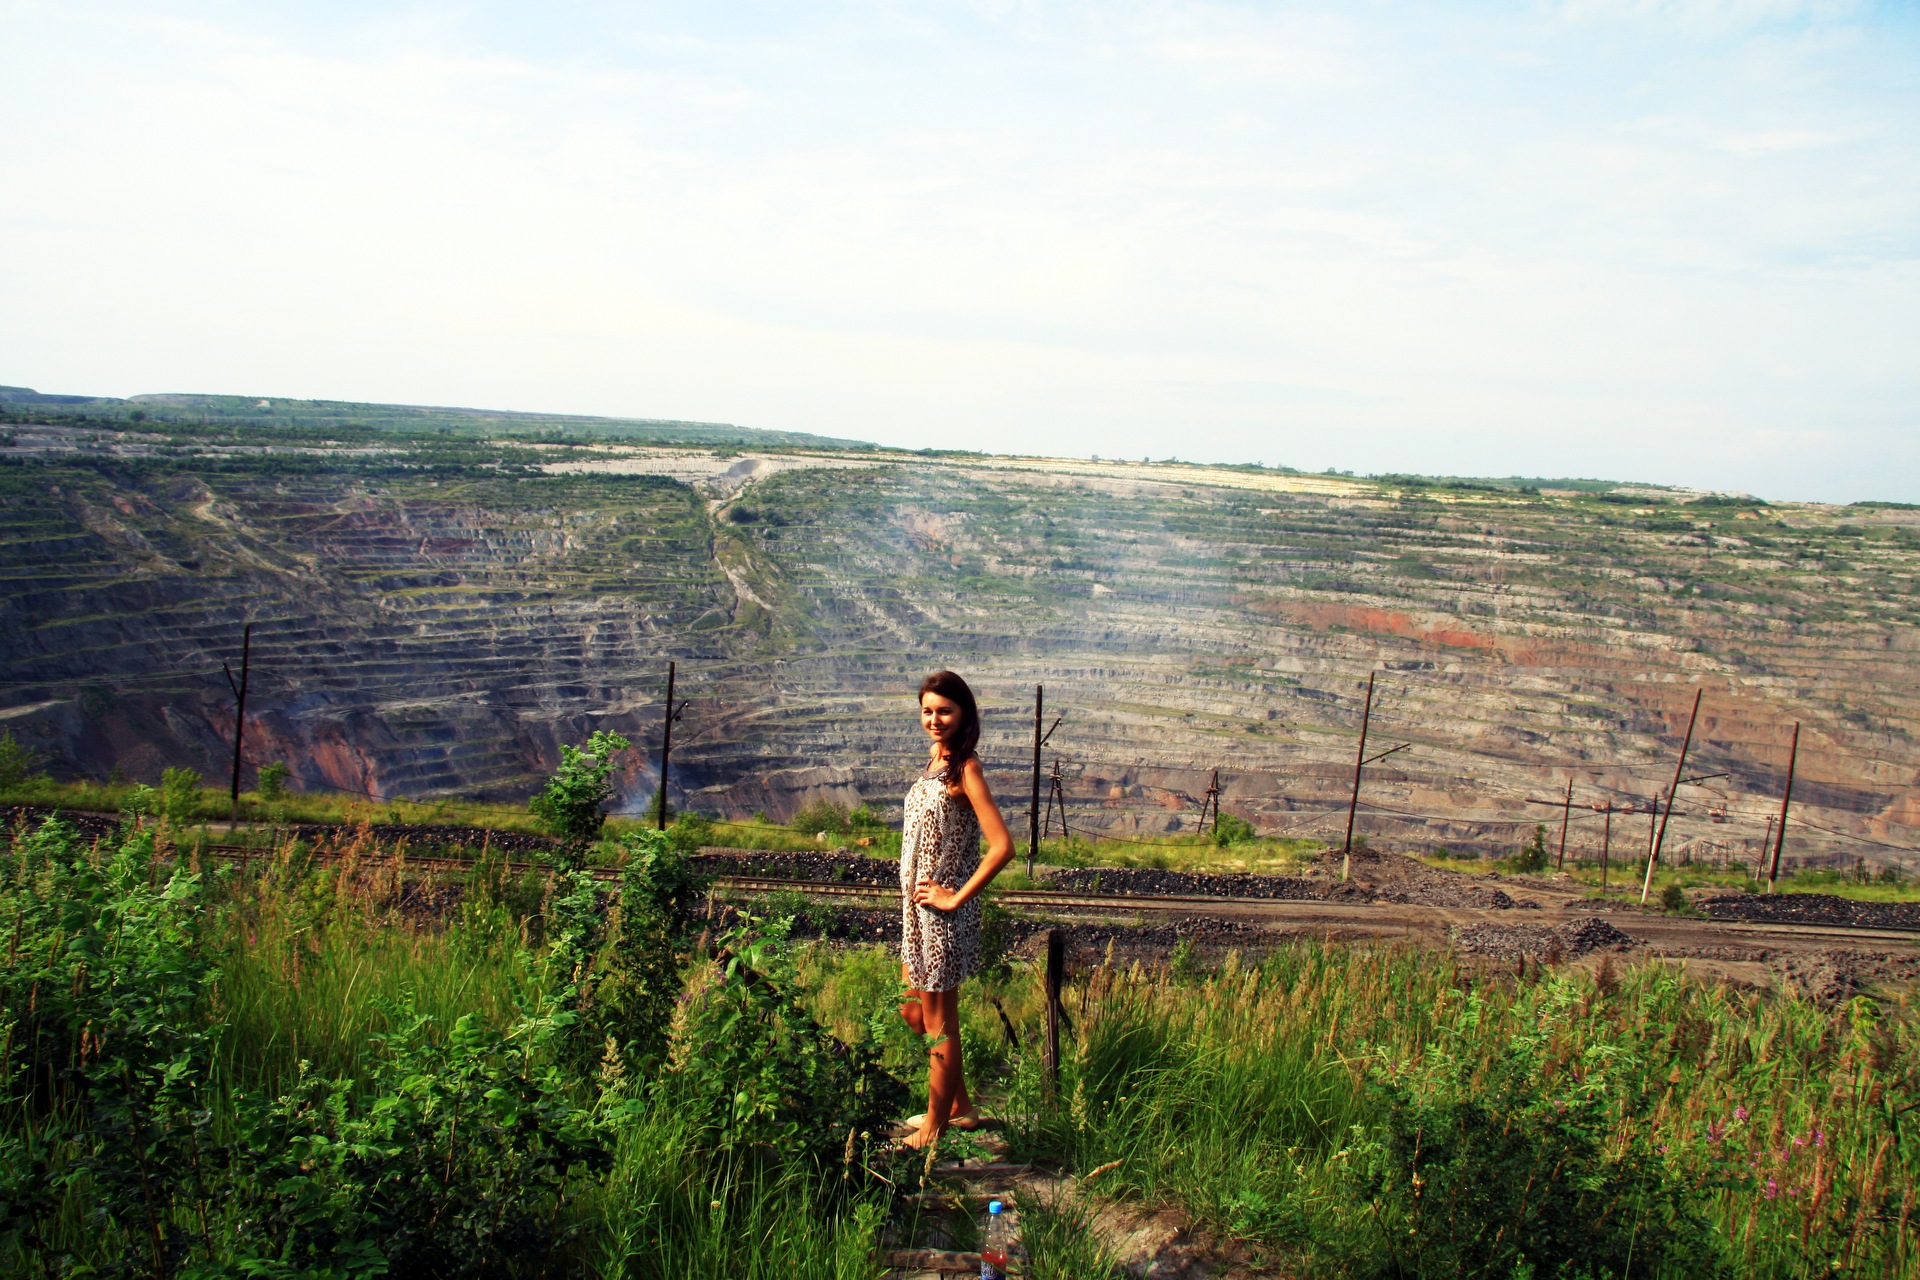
[898,670,1015,1150]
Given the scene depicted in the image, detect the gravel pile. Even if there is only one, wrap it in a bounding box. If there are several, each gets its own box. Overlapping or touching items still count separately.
[1696,893,1920,933]
[1379,883,1526,910]
[692,849,899,886]
[1041,867,1326,900]
[1779,950,1866,1005]
[1314,845,1537,910]
[1453,916,1635,961]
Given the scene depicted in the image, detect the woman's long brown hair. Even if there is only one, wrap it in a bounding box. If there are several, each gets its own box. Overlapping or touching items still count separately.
[919,670,980,789]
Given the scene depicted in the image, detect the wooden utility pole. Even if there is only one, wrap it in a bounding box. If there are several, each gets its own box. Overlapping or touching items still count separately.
[1341,672,1376,882]
[223,623,252,817]
[1598,801,1615,891]
[1028,685,1043,877]
[1043,760,1068,841]
[1201,768,1221,835]
[1766,723,1800,892]
[656,661,680,831]
[1026,698,1063,872]
[1641,688,1703,903]
[1556,776,1573,870]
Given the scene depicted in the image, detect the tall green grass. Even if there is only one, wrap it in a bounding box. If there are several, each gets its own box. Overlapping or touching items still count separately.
[9,810,1914,1278]
[949,943,1920,1277]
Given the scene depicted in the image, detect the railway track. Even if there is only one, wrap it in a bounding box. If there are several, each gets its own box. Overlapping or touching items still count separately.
[190,844,1920,952]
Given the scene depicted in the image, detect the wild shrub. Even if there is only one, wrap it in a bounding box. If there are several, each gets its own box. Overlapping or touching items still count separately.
[219,998,608,1279]
[159,766,201,826]
[1213,813,1256,847]
[1342,985,1728,1279]
[0,729,44,788]
[1506,824,1551,874]
[664,810,714,854]
[660,922,907,1164]
[789,798,852,836]
[254,760,290,801]
[529,730,631,845]
[544,829,701,1082]
[0,818,222,1274]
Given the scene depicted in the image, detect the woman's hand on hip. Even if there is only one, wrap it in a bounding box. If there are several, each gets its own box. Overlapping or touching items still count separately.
[912,878,963,912]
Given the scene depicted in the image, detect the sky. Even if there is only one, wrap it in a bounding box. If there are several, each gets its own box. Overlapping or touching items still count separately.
[2,1,1916,502]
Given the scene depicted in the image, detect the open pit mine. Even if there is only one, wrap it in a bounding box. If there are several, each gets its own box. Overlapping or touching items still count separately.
[3,392,1917,872]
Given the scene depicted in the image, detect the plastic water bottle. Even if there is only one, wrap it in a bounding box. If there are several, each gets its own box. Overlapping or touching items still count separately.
[981,1199,1012,1280]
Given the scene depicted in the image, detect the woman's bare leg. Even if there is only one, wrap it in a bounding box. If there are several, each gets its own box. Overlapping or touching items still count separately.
[904,986,968,1148]
[899,966,928,1035]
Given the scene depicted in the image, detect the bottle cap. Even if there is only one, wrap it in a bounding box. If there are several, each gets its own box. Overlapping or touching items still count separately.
[987,1200,1003,1215]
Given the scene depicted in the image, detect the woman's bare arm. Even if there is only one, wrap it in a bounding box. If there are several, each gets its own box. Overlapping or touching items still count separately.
[911,757,1015,912]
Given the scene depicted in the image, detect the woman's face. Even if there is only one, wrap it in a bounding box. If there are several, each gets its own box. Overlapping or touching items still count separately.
[920,692,962,747]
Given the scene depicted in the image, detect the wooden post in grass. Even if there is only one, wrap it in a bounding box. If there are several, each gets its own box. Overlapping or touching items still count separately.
[1766,723,1799,893]
[1043,928,1064,1089]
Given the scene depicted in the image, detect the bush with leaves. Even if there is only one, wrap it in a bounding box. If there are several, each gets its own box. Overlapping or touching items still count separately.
[1506,823,1551,875]
[0,817,222,1275]
[219,999,608,1279]
[663,810,714,856]
[788,797,852,836]
[0,729,45,788]
[1213,813,1257,847]
[1343,984,1727,1279]
[254,761,290,801]
[529,730,631,845]
[160,766,201,826]
[659,921,907,1164]
[543,829,701,1083]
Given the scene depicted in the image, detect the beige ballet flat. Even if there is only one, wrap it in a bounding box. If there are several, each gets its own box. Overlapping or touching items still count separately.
[903,1111,985,1131]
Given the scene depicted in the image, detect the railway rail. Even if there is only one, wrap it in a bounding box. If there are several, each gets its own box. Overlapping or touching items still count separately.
[188,843,1920,951]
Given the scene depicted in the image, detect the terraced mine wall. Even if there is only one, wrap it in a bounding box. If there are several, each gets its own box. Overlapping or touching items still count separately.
[3,415,1917,867]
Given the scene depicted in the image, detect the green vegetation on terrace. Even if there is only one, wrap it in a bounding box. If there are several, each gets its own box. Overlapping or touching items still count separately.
[5,809,1916,1277]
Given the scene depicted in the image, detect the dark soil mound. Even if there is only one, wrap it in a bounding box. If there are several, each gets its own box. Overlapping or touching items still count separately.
[1696,893,1920,933]
[1041,867,1326,900]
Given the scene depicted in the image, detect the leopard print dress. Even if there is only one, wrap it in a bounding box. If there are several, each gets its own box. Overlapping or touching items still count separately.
[899,766,983,993]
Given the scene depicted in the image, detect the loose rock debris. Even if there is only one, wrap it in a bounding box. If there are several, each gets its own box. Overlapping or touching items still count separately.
[1043,867,1324,900]
[1696,892,1920,933]
[1452,916,1636,961]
